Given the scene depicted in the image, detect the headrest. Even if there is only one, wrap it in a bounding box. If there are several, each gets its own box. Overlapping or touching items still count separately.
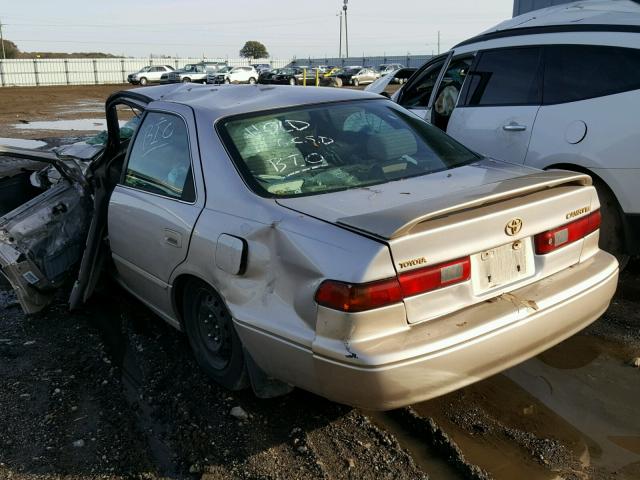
[366,129,418,161]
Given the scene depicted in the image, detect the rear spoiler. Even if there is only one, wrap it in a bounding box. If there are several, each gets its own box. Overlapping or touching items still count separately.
[337,170,592,240]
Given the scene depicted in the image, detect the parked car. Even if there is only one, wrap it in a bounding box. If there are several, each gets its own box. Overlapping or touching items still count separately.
[162,62,228,84]
[206,66,232,84]
[268,67,305,85]
[251,63,271,74]
[378,63,404,75]
[330,66,378,87]
[365,67,418,96]
[0,83,618,410]
[127,65,174,86]
[208,66,259,85]
[257,68,283,84]
[368,0,640,264]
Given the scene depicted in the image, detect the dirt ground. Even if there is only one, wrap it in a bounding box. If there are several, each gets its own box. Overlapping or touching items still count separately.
[1,85,639,480]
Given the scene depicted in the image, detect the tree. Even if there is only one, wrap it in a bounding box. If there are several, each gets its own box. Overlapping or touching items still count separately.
[239,41,269,60]
[1,39,20,59]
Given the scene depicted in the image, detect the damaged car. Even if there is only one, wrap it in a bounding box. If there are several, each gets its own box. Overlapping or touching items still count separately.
[0,83,618,410]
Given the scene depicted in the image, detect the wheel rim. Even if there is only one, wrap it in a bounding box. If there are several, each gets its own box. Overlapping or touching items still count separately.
[290,78,295,85]
[249,78,256,84]
[182,78,190,83]
[354,79,358,86]
[140,78,147,85]
[194,288,232,370]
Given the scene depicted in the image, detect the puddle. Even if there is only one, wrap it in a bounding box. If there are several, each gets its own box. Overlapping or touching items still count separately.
[389,333,640,480]
[0,137,47,149]
[13,119,108,131]
[365,411,464,480]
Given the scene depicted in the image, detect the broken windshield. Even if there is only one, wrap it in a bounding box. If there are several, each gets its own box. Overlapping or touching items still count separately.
[218,100,479,198]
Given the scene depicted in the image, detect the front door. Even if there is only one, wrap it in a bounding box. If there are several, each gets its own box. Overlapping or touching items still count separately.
[445,46,543,163]
[396,54,448,121]
[108,104,205,314]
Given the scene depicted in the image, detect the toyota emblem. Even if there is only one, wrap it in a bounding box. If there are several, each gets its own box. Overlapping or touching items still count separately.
[505,218,523,236]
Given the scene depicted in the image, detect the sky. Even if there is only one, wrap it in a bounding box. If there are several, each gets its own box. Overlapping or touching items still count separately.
[1,0,513,59]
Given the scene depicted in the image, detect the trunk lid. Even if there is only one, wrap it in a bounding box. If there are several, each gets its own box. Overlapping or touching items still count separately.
[278,159,598,324]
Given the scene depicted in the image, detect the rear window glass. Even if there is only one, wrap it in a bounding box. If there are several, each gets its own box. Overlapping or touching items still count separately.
[543,45,640,104]
[218,100,479,198]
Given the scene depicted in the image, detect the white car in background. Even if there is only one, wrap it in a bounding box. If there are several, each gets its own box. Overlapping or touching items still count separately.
[209,66,259,85]
[370,0,640,263]
[127,65,174,86]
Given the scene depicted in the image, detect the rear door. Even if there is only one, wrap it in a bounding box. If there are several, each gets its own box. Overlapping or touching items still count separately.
[107,104,205,311]
[446,46,543,163]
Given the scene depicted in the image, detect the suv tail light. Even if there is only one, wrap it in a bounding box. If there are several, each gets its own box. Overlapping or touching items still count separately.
[534,210,601,255]
[315,256,470,313]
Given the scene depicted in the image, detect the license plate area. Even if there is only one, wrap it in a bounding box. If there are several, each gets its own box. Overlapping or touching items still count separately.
[471,238,535,294]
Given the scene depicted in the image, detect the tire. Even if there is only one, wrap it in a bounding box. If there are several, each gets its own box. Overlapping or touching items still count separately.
[352,78,359,87]
[182,77,191,83]
[593,178,630,269]
[183,280,248,390]
[224,78,231,84]
[289,77,296,86]
[248,77,256,85]
[332,77,343,88]
[139,77,148,86]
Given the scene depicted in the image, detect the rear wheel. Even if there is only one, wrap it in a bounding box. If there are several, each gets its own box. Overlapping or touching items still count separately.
[182,77,191,83]
[593,177,629,269]
[183,280,248,390]
[289,77,296,86]
[332,77,343,88]
[248,77,256,85]
[139,77,148,86]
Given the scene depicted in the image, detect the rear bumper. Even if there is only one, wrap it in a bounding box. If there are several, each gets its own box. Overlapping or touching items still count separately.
[236,251,618,410]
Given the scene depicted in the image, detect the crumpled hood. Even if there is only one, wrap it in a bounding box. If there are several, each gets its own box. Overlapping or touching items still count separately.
[276,159,591,239]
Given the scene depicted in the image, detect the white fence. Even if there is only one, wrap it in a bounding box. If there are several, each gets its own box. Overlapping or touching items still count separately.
[0,57,291,87]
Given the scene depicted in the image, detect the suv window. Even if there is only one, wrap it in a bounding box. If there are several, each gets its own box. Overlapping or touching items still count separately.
[400,58,446,109]
[544,45,640,104]
[461,47,542,106]
[124,112,195,202]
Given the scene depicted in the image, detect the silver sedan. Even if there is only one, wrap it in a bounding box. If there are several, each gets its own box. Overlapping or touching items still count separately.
[0,84,618,410]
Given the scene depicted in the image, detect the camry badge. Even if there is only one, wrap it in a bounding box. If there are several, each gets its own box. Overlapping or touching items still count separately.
[505,218,523,236]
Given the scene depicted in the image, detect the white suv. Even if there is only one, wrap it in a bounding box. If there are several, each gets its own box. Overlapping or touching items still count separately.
[127,65,174,86]
[377,0,640,262]
[210,66,259,85]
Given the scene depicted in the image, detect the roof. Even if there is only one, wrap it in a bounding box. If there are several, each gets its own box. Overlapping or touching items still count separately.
[130,83,383,117]
[455,0,640,47]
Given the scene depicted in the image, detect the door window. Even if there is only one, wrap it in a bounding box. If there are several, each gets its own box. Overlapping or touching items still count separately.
[124,112,195,202]
[460,47,542,107]
[543,45,640,104]
[399,58,446,110]
[431,56,473,131]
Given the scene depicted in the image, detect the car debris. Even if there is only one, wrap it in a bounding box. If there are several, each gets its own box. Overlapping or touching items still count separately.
[0,83,618,410]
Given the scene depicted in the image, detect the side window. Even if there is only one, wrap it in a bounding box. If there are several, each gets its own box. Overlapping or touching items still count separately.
[461,47,542,107]
[544,45,640,104]
[432,56,473,130]
[399,59,446,109]
[124,112,195,202]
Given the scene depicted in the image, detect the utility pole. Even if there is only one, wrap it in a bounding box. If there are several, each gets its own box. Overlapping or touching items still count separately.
[343,0,349,59]
[0,19,6,60]
[338,10,343,58]
[437,30,440,55]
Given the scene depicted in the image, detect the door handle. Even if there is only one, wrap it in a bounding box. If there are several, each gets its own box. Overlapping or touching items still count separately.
[503,123,527,132]
[163,229,182,248]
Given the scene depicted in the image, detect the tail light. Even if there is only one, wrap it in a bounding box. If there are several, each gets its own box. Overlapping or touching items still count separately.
[315,256,470,313]
[534,210,601,255]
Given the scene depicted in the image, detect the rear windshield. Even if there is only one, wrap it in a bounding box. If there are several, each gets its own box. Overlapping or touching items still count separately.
[218,100,479,198]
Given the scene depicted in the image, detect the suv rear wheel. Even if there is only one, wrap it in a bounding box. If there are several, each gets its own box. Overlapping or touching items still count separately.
[248,77,256,85]
[593,178,629,269]
[182,77,191,83]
